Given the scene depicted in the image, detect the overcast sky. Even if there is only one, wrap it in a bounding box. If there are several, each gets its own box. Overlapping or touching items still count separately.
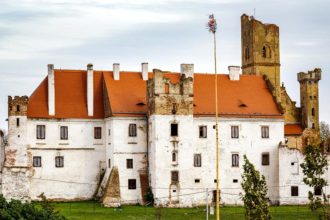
[0,0,329,130]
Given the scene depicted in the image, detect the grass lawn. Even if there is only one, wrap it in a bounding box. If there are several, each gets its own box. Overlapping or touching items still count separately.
[51,201,324,220]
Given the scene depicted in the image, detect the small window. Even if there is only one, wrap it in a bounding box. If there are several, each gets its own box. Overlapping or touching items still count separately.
[128,179,136,190]
[16,118,20,127]
[245,47,250,61]
[312,108,315,116]
[232,154,239,167]
[199,126,207,138]
[195,179,200,183]
[172,151,177,163]
[108,129,111,136]
[233,179,238,183]
[171,171,179,183]
[16,105,20,112]
[108,159,111,168]
[126,159,133,169]
[214,179,217,183]
[94,127,102,139]
[261,153,270,166]
[312,123,315,129]
[194,154,202,167]
[60,126,68,140]
[261,126,269,138]
[314,187,322,196]
[171,123,178,137]
[231,126,239,138]
[128,124,137,137]
[262,46,267,58]
[55,156,64,168]
[291,186,299,196]
[33,156,42,167]
[36,125,46,140]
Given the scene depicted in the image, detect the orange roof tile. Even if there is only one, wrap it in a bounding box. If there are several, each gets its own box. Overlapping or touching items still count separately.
[285,124,303,135]
[27,70,282,119]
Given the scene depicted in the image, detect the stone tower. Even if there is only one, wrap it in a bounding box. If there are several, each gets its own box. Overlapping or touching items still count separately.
[147,64,194,206]
[298,68,321,130]
[2,96,30,200]
[241,14,281,103]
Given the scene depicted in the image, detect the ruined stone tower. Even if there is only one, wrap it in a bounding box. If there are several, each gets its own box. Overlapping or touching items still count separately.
[298,68,321,130]
[147,64,194,205]
[3,96,30,200]
[241,14,281,103]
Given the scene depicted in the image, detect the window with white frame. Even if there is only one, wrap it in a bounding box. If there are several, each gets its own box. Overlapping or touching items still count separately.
[261,126,269,138]
[199,126,207,138]
[60,126,68,140]
[128,124,137,137]
[94,127,102,139]
[194,154,202,167]
[55,156,64,168]
[231,126,239,138]
[33,156,42,167]
[232,153,239,167]
[36,125,45,139]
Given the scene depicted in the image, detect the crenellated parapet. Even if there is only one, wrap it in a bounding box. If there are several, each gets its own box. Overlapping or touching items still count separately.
[8,96,29,116]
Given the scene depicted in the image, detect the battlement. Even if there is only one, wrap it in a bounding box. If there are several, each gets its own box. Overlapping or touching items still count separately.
[8,96,29,116]
[241,14,279,33]
[297,68,321,83]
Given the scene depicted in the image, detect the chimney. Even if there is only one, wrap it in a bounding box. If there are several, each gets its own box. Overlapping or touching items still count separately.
[113,63,120,80]
[87,63,94,117]
[180,64,194,78]
[228,66,240,80]
[141,63,148,80]
[48,64,55,116]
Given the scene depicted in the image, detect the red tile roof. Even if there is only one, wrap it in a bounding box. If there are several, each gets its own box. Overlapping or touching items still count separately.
[27,70,282,119]
[284,124,303,135]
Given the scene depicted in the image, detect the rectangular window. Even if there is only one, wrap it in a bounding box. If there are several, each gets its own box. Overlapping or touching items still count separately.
[199,126,207,138]
[128,124,137,137]
[261,126,269,138]
[108,159,111,168]
[314,187,322,196]
[171,171,179,183]
[126,159,133,169]
[172,151,177,162]
[291,186,299,196]
[194,154,202,167]
[36,125,45,140]
[128,179,136,190]
[261,153,270,166]
[60,126,68,140]
[232,154,239,167]
[231,126,239,138]
[94,127,102,139]
[16,118,20,127]
[195,179,200,183]
[55,156,64,168]
[33,156,42,167]
[108,129,111,136]
[171,123,178,137]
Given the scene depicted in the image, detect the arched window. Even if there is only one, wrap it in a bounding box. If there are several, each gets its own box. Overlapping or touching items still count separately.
[245,47,250,61]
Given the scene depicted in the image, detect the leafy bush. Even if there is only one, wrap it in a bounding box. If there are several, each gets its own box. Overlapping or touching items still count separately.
[0,194,66,220]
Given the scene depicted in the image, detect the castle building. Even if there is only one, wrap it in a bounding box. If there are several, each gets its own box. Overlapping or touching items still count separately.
[1,14,327,206]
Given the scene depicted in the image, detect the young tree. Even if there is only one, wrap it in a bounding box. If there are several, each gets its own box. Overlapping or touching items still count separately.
[240,155,270,220]
[300,145,328,214]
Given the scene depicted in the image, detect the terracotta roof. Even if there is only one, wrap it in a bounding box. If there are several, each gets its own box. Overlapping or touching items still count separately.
[284,124,303,135]
[27,70,282,119]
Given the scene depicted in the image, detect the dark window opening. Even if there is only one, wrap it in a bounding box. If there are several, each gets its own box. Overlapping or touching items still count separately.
[233,179,238,183]
[231,126,239,138]
[262,153,270,166]
[128,179,136,190]
[291,186,299,196]
[171,171,179,183]
[55,156,64,168]
[195,179,200,183]
[94,127,102,139]
[212,190,220,203]
[245,47,250,61]
[172,152,177,162]
[172,103,177,114]
[232,154,239,167]
[129,124,137,137]
[126,159,133,169]
[16,105,20,112]
[108,159,111,168]
[199,126,207,138]
[16,118,20,127]
[314,187,322,196]
[312,123,315,129]
[60,126,68,140]
[194,154,202,167]
[171,123,178,137]
[36,125,46,140]
[312,108,315,116]
[33,156,42,167]
[262,46,267,58]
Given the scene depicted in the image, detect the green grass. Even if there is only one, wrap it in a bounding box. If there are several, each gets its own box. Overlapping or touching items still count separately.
[51,201,324,220]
